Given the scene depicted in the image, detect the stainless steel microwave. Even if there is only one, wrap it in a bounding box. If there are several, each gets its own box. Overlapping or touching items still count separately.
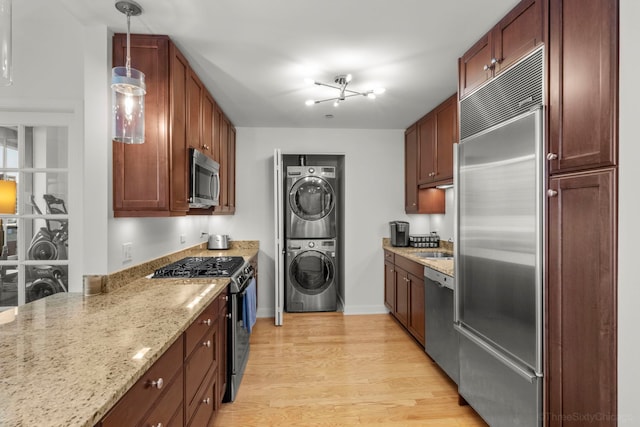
[189,148,220,208]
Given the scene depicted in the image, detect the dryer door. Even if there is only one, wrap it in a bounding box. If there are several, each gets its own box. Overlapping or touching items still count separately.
[289,177,335,221]
[289,250,335,295]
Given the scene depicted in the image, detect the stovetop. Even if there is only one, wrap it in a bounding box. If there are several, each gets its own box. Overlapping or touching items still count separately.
[152,256,245,279]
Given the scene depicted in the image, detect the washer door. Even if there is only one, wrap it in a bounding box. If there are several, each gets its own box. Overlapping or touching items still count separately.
[289,250,334,295]
[289,177,334,221]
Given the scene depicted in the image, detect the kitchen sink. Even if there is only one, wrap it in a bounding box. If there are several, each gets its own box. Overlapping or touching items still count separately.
[413,251,454,259]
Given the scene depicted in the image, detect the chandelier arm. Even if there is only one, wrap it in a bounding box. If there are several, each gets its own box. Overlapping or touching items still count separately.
[313,81,342,90]
[342,92,368,99]
[342,88,368,96]
[312,96,342,104]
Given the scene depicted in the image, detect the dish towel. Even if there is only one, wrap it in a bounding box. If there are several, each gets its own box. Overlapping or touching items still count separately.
[242,277,257,334]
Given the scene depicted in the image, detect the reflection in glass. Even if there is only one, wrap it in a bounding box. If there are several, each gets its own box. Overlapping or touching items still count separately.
[21,174,68,215]
[0,263,17,307]
[26,217,68,261]
[23,126,68,168]
[25,265,67,303]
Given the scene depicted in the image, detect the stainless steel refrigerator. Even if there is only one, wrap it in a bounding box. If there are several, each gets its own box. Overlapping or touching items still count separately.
[454,47,544,427]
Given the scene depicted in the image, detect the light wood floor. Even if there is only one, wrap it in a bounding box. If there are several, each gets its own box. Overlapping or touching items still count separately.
[214,312,488,426]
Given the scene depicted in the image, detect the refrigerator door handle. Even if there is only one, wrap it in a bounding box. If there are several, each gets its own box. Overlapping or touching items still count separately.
[455,323,541,383]
[453,143,460,325]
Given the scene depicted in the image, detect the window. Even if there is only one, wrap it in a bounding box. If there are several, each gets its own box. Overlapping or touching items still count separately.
[0,125,69,308]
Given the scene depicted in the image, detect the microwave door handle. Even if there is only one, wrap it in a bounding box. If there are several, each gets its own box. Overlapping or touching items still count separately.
[211,172,220,202]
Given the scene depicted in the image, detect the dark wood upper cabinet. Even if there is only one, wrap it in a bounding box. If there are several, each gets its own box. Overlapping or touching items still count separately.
[404,125,418,214]
[113,34,236,217]
[548,0,618,174]
[459,0,543,99]
[547,169,617,426]
[417,114,436,185]
[434,95,458,184]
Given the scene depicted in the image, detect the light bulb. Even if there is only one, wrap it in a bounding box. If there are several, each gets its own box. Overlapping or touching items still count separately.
[124,94,134,119]
[367,93,377,100]
[345,74,352,83]
[305,99,315,106]
[373,87,386,95]
[333,100,340,107]
[304,78,315,85]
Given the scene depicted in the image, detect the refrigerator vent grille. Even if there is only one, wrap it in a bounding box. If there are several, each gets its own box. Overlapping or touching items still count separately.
[460,47,544,139]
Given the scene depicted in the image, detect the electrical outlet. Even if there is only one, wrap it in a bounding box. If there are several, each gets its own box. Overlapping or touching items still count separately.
[180,234,186,244]
[122,242,133,263]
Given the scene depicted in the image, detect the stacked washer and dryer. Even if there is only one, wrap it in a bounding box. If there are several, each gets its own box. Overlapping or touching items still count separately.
[285,164,338,312]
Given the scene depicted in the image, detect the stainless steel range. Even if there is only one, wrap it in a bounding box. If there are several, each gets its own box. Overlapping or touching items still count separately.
[152,256,254,402]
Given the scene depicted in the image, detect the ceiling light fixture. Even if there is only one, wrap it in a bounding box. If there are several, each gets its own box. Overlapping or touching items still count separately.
[111,0,146,144]
[305,74,385,107]
[0,0,12,86]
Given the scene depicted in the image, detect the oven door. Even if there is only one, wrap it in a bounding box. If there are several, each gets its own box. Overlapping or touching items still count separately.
[226,278,252,401]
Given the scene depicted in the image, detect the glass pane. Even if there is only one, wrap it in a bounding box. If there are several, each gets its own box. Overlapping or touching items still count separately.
[1,219,18,258]
[289,178,334,219]
[25,218,68,261]
[0,264,18,306]
[21,172,69,215]
[23,126,68,169]
[290,252,333,293]
[0,126,18,168]
[25,265,68,303]
[0,173,18,214]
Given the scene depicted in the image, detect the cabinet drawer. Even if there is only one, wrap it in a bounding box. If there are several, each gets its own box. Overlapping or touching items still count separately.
[140,367,184,427]
[185,326,217,420]
[187,367,216,427]
[101,337,183,427]
[185,302,218,358]
[395,255,424,278]
[384,250,395,263]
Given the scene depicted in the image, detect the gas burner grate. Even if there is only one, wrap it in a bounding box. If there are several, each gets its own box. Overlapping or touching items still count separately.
[153,256,245,278]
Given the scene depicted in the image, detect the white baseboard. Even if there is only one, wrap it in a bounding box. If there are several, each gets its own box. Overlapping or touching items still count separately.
[342,305,389,315]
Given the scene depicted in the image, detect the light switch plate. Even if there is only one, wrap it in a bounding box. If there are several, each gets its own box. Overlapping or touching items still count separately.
[122,242,132,263]
[180,234,186,244]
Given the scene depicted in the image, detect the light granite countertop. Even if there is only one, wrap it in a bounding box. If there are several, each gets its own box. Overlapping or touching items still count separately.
[382,238,454,277]
[0,243,259,427]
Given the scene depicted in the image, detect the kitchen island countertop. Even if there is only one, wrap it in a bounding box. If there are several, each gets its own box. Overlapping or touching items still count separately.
[0,243,259,427]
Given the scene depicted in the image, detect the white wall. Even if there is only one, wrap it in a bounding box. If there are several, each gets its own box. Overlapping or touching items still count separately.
[211,127,408,316]
[617,0,638,424]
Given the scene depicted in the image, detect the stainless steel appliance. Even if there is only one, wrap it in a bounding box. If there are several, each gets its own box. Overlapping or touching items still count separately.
[285,239,337,312]
[189,148,220,208]
[424,266,458,384]
[286,166,336,239]
[208,234,230,250]
[389,221,409,247]
[454,47,544,427]
[152,255,254,402]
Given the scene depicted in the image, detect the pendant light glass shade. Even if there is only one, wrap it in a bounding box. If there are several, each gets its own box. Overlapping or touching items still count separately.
[111,1,145,144]
[112,66,145,144]
[0,0,11,86]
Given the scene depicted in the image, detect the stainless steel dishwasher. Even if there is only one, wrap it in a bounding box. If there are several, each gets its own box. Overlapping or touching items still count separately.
[424,266,459,384]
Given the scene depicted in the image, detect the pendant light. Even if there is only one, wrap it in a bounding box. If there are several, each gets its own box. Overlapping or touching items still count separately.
[0,0,11,86]
[111,1,146,144]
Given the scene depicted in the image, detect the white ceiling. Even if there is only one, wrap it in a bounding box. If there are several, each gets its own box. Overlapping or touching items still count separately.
[60,0,520,129]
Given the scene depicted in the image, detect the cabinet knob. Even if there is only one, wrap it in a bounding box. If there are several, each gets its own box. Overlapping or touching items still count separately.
[202,397,211,405]
[491,57,499,65]
[152,423,163,427]
[412,203,416,206]
[201,318,212,326]
[148,377,164,389]
[547,153,558,160]
[390,269,394,273]
[226,313,232,319]
[547,189,558,197]
[225,295,229,301]
[483,64,490,71]
[203,340,212,348]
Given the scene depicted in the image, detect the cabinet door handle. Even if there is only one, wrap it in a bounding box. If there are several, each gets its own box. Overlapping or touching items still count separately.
[547,189,558,197]
[547,153,558,160]
[148,377,164,389]
[202,397,211,405]
[202,340,212,348]
[201,318,212,326]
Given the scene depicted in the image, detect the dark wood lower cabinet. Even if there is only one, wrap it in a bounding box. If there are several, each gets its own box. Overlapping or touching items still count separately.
[384,251,425,347]
[547,169,617,426]
[97,289,228,427]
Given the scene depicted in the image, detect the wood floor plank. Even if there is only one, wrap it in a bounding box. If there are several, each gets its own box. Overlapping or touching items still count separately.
[213,313,487,426]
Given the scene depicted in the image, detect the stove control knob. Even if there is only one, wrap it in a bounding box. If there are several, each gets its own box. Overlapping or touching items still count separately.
[308,242,315,248]
[308,167,315,174]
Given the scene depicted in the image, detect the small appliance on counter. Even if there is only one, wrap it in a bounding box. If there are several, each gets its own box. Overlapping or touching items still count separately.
[389,221,409,247]
[410,231,440,248]
[208,234,230,250]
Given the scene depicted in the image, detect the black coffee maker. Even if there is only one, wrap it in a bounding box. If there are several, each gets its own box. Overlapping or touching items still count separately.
[389,221,410,247]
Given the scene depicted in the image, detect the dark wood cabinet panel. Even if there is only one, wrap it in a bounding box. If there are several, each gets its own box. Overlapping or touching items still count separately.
[434,95,458,184]
[202,93,216,157]
[217,291,228,407]
[384,260,395,311]
[169,43,189,214]
[112,34,170,216]
[418,114,436,184]
[493,0,543,74]
[227,125,236,213]
[187,69,204,153]
[458,33,492,99]
[548,0,618,174]
[547,169,617,426]
[404,125,418,213]
[458,0,543,100]
[214,110,236,214]
[395,268,409,327]
[100,337,184,427]
[408,272,425,346]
